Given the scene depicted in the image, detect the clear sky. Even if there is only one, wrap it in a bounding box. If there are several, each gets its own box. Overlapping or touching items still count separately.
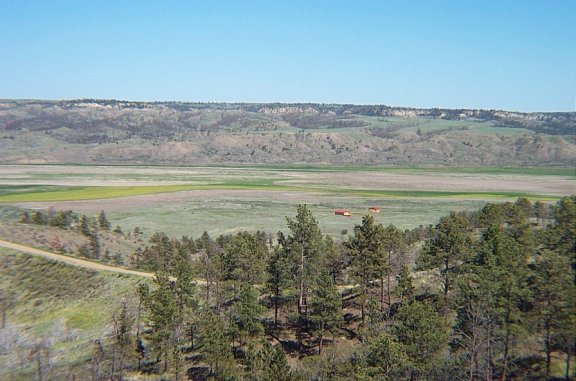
[1,0,575,112]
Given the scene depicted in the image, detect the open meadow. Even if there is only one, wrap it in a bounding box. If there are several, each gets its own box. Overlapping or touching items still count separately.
[0,164,573,238]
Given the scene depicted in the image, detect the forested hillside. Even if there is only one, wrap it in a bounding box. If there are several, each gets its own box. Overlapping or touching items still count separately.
[2,197,574,380]
[1,99,574,167]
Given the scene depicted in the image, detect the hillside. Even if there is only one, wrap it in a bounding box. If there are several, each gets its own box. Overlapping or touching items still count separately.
[0,99,574,167]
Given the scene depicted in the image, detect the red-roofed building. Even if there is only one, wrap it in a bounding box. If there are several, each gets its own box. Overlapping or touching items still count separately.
[335,209,352,217]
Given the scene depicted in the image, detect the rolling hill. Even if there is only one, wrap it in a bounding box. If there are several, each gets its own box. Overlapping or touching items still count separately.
[0,99,574,167]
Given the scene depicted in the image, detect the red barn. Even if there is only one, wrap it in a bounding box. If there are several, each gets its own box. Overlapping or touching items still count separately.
[335,209,352,217]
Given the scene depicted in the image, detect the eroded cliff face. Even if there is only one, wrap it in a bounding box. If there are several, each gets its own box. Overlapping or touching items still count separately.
[0,100,574,166]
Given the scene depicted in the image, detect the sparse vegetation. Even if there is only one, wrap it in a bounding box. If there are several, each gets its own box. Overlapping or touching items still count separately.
[1,197,574,380]
[0,100,574,167]
[0,99,574,379]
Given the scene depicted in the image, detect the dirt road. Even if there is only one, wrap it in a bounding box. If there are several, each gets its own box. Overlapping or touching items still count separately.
[0,239,154,278]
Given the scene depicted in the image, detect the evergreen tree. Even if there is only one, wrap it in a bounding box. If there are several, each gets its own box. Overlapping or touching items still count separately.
[98,210,111,231]
[345,214,386,322]
[514,197,532,221]
[21,211,31,224]
[531,249,574,377]
[392,300,448,379]
[453,270,500,381]
[80,214,92,236]
[112,301,134,379]
[141,249,196,374]
[113,225,123,235]
[246,341,292,381]
[89,233,101,259]
[266,245,290,327]
[366,332,411,380]
[309,275,342,354]
[417,212,473,297]
[221,231,268,285]
[283,205,324,317]
[199,311,236,379]
[230,283,265,346]
[32,210,47,225]
[78,243,91,258]
[394,265,415,303]
[320,235,346,284]
[382,224,405,313]
[364,297,384,340]
[476,221,531,380]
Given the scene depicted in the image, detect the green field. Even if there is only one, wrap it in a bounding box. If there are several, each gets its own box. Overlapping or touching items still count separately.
[0,184,202,202]
[0,164,572,238]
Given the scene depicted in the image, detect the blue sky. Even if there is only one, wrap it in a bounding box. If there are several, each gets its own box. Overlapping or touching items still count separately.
[0,0,574,112]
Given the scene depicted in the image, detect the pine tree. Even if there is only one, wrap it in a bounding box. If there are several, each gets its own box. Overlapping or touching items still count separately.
[261,342,292,381]
[21,211,31,224]
[199,311,236,379]
[113,225,123,235]
[321,235,346,284]
[112,301,134,378]
[89,233,101,259]
[476,221,531,381]
[531,249,573,376]
[309,275,342,354]
[246,341,292,381]
[32,210,47,225]
[366,332,410,380]
[392,300,448,379]
[266,245,290,327]
[283,205,324,317]
[394,265,415,303]
[141,249,197,374]
[80,215,92,236]
[221,231,268,285]
[345,214,386,322]
[417,212,473,297]
[98,210,111,231]
[230,283,265,346]
[382,224,405,313]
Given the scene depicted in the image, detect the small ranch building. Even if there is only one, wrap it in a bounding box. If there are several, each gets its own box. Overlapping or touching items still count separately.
[335,209,352,217]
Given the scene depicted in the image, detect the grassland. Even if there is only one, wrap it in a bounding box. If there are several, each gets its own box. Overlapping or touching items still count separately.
[0,164,572,239]
[0,184,203,202]
[0,248,143,380]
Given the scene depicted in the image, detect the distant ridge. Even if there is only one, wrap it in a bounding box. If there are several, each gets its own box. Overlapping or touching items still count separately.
[0,99,574,167]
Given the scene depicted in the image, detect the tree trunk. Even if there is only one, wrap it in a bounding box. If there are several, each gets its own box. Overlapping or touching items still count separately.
[380,275,385,312]
[387,250,392,314]
[487,319,494,381]
[164,345,169,373]
[190,324,195,350]
[444,258,450,296]
[565,345,571,381]
[500,309,512,381]
[318,321,325,355]
[1,307,5,330]
[545,313,551,376]
[110,351,116,380]
[35,348,43,381]
[299,247,305,316]
[274,290,279,327]
[360,285,366,323]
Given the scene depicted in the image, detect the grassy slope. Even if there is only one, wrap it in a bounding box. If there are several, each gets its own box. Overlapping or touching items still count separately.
[1,106,574,167]
[0,249,143,380]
